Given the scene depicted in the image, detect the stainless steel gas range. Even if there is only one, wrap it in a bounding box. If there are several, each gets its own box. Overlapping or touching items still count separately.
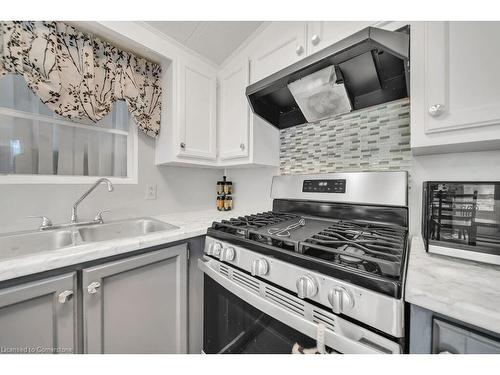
[198,171,409,354]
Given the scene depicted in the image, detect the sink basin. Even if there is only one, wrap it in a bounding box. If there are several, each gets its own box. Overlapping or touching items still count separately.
[0,230,76,260]
[0,217,179,261]
[77,218,179,243]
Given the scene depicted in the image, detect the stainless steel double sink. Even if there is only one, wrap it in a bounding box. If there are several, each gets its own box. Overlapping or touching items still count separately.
[0,218,180,261]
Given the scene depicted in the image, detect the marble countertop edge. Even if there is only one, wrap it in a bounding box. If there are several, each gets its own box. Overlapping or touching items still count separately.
[0,208,256,283]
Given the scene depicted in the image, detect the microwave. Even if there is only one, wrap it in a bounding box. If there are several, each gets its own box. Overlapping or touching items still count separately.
[422,181,500,265]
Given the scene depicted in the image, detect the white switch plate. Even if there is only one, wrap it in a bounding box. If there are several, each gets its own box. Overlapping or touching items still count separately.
[145,184,157,200]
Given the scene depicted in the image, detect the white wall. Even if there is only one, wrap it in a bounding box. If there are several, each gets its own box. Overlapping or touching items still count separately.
[409,150,500,236]
[224,166,278,212]
[0,133,223,234]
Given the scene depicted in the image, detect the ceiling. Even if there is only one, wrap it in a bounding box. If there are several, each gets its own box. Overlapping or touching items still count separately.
[145,21,263,65]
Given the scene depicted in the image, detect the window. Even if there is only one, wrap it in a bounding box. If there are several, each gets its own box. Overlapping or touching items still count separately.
[0,74,138,184]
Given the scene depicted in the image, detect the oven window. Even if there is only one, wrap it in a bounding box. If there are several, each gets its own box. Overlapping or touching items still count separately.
[426,182,500,254]
[203,275,319,354]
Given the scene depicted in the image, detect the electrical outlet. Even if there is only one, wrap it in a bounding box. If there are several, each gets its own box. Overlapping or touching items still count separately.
[145,184,157,200]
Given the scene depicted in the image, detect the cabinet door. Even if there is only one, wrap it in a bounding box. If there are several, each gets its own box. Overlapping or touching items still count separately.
[82,245,188,354]
[433,318,500,354]
[307,21,374,54]
[178,59,217,160]
[423,22,500,134]
[218,59,250,160]
[250,22,307,83]
[0,273,77,354]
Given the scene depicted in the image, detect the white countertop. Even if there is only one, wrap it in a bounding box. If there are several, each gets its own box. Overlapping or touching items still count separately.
[406,236,500,333]
[0,208,254,283]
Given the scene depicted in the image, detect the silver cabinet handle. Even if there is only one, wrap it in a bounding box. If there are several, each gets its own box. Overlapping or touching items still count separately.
[311,34,321,46]
[428,104,445,117]
[240,143,245,151]
[87,281,101,295]
[295,45,304,56]
[58,290,74,304]
[180,142,186,150]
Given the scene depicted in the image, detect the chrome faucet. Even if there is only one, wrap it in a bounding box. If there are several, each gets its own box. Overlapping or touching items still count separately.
[71,178,114,224]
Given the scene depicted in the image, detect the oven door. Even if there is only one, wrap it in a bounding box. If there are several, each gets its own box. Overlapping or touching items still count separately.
[203,274,317,354]
[199,257,402,354]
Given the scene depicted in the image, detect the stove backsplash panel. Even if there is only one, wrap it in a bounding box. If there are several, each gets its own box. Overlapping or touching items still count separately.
[279,98,410,175]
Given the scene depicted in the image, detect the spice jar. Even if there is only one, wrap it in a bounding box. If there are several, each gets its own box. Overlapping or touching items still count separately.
[224,195,233,211]
[224,180,233,195]
[216,180,225,195]
[217,195,225,211]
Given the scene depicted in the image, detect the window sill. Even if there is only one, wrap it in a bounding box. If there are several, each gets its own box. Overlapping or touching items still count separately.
[0,175,138,185]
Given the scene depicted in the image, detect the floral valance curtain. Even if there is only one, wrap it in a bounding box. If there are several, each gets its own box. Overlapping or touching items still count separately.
[0,21,161,137]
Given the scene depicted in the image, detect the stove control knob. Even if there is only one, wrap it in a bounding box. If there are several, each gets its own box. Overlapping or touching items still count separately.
[251,258,269,276]
[296,275,318,299]
[208,242,222,257]
[221,247,235,262]
[328,287,354,314]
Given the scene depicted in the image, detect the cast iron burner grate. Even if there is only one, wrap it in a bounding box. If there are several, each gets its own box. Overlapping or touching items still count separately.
[300,221,406,277]
[211,212,300,238]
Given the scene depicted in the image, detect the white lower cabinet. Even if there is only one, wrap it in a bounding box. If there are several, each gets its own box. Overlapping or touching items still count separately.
[411,21,500,154]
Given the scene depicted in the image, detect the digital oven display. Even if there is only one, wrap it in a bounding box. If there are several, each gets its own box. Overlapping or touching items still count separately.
[302,179,346,193]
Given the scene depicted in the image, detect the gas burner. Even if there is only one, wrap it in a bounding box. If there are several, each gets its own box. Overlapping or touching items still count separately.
[248,230,298,251]
[339,246,366,264]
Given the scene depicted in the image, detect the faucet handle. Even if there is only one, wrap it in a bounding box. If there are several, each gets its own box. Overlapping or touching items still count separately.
[28,215,53,230]
[94,210,111,224]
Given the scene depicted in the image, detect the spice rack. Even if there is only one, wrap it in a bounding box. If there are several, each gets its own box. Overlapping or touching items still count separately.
[216,176,233,211]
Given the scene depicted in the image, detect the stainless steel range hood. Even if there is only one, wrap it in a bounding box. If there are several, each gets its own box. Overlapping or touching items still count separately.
[246,26,410,129]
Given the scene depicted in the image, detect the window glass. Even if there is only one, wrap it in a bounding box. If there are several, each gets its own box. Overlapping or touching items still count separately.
[0,74,131,178]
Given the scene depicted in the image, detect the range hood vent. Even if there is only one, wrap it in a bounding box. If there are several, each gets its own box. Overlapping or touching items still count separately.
[246,26,410,129]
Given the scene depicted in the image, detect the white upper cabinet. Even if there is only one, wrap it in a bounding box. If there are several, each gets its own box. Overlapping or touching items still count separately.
[411,21,500,154]
[249,22,307,83]
[307,21,373,54]
[155,55,218,166]
[177,58,217,160]
[218,59,250,161]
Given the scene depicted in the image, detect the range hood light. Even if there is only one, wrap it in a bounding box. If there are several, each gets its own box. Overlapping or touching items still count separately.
[287,65,352,123]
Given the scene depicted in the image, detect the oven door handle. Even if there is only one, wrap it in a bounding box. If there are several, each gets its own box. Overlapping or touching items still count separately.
[198,257,401,354]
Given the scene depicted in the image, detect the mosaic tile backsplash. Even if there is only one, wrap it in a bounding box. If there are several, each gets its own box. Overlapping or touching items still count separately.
[279,98,411,175]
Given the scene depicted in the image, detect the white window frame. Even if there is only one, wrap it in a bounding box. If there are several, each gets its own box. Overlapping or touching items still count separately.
[0,107,139,185]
